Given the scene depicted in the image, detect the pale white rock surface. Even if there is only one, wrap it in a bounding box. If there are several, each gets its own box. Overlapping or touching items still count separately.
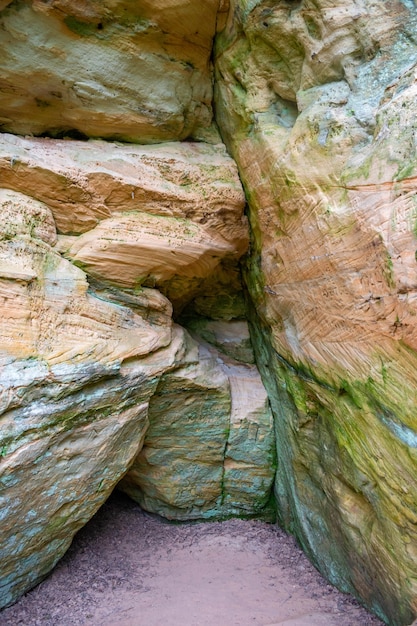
[0,0,222,142]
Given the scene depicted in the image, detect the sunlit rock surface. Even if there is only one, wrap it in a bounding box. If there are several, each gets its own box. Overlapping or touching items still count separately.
[120,332,275,521]
[0,0,223,142]
[215,1,417,624]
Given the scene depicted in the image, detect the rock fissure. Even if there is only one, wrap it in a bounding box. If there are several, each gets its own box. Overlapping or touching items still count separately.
[0,1,417,625]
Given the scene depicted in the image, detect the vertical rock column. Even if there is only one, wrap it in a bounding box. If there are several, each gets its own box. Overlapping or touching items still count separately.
[215,1,417,624]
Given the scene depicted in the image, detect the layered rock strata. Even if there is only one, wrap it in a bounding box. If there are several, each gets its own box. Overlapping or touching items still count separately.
[0,0,223,142]
[0,138,275,608]
[0,188,180,606]
[215,1,417,624]
[0,133,247,310]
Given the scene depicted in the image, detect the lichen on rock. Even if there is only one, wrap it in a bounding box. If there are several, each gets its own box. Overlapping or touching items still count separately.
[215,1,417,623]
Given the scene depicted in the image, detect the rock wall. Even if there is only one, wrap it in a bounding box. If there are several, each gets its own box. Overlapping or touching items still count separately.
[121,332,275,521]
[215,1,417,624]
[0,133,248,311]
[0,0,223,142]
[2,0,417,623]
[0,133,275,608]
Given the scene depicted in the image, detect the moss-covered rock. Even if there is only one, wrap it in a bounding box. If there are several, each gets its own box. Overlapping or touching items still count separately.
[120,333,276,521]
[215,1,417,623]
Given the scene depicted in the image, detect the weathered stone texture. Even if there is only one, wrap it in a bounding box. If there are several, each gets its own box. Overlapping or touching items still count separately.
[0,138,274,609]
[185,318,255,363]
[0,0,221,142]
[120,333,275,521]
[0,134,247,310]
[215,1,417,624]
[0,188,184,606]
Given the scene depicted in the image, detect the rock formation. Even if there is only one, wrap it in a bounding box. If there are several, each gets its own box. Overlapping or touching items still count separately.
[215,1,417,624]
[0,0,223,142]
[1,0,417,624]
[0,133,248,311]
[121,333,275,521]
[0,135,274,607]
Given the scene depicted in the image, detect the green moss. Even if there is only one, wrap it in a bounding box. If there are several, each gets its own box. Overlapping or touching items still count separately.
[71,259,88,272]
[46,514,71,533]
[395,161,416,181]
[384,252,395,289]
[343,155,372,184]
[64,16,98,37]
[304,16,320,40]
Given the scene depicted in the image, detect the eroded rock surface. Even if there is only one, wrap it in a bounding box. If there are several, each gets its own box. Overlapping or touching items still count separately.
[0,143,274,609]
[0,189,185,607]
[0,0,222,142]
[120,333,275,520]
[215,2,417,624]
[0,133,247,310]
[185,318,255,363]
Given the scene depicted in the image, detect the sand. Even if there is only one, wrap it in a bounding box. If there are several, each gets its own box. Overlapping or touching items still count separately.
[0,492,384,626]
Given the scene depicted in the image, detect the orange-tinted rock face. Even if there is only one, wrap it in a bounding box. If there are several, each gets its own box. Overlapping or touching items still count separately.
[215,1,417,624]
[0,134,247,309]
[3,1,417,623]
[0,0,221,142]
[0,136,275,609]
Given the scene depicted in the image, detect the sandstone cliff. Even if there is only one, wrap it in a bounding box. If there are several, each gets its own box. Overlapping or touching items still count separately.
[215,1,417,624]
[1,1,417,624]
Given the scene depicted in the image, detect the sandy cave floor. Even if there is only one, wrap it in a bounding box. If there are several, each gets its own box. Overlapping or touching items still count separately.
[0,492,384,626]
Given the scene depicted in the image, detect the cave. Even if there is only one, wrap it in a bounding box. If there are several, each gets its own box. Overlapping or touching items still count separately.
[0,2,416,625]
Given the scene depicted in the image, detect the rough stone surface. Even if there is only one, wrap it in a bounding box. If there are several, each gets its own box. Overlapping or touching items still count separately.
[0,133,247,310]
[0,0,221,143]
[0,189,190,608]
[215,1,417,624]
[120,332,275,521]
[3,1,417,623]
[0,145,270,609]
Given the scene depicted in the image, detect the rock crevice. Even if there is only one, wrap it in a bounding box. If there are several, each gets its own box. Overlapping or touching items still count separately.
[1,2,417,625]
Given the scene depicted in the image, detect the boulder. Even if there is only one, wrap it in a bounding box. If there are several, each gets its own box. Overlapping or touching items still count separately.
[0,0,222,142]
[215,1,417,624]
[120,333,276,520]
[0,144,267,608]
[0,188,187,607]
